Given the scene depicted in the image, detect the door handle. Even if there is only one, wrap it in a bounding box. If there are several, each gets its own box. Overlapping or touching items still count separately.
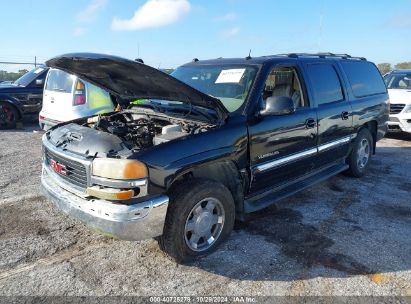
[341,111,350,120]
[305,118,316,129]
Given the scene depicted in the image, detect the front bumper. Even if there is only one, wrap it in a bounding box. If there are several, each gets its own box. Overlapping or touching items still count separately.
[387,114,411,133]
[41,168,169,241]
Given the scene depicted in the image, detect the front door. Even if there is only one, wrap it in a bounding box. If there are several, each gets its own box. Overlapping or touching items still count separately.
[248,64,318,194]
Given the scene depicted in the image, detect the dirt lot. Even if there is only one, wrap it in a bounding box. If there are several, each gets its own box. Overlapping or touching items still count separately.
[0,124,410,297]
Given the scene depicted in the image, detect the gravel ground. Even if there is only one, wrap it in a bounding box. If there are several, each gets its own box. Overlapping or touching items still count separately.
[0,124,410,297]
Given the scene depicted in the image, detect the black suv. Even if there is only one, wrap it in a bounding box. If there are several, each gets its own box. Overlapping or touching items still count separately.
[41,53,388,262]
[0,66,48,128]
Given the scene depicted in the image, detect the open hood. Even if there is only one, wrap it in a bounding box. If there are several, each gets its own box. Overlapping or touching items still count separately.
[388,89,411,104]
[46,53,228,122]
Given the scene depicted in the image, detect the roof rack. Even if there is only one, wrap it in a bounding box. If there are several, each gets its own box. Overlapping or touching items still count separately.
[280,53,366,61]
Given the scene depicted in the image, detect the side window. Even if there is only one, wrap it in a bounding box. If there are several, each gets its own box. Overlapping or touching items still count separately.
[306,63,344,106]
[262,66,306,108]
[341,61,387,97]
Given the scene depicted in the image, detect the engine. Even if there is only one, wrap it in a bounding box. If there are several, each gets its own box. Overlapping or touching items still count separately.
[87,112,211,151]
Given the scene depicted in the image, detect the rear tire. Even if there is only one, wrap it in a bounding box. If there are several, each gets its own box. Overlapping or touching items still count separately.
[345,128,373,177]
[159,179,235,263]
[0,102,18,129]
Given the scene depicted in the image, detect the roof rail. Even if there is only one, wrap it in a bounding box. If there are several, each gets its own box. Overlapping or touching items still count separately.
[280,53,366,61]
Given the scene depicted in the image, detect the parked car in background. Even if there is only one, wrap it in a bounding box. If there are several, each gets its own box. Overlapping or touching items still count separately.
[384,69,411,133]
[41,53,388,262]
[0,66,48,128]
[39,68,114,130]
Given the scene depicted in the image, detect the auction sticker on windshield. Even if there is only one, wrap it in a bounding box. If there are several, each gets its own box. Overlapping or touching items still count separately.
[215,69,245,83]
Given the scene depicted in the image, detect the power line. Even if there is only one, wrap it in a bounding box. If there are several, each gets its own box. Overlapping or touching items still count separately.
[0,61,38,65]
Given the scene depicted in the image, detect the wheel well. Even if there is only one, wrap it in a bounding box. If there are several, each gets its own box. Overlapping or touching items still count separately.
[360,121,377,154]
[168,161,246,217]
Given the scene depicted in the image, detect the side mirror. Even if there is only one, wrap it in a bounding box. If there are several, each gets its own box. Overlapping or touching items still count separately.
[260,96,295,116]
[35,79,44,86]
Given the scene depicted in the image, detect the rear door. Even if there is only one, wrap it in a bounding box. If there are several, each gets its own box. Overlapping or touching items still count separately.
[302,61,353,168]
[248,63,318,194]
[42,69,75,121]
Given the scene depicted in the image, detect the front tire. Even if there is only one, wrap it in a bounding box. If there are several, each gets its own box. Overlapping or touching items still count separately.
[345,128,373,177]
[159,179,235,263]
[0,102,18,129]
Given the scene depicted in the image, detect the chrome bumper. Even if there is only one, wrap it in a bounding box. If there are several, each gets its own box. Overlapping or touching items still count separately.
[41,168,169,241]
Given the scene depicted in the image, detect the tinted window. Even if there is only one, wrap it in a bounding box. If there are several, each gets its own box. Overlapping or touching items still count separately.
[341,61,387,97]
[306,63,344,105]
[45,69,74,93]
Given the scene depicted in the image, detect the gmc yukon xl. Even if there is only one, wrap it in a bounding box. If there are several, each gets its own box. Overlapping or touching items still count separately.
[41,53,389,262]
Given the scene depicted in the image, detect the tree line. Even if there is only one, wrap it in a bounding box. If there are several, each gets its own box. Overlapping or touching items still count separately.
[377,62,411,75]
[0,69,29,82]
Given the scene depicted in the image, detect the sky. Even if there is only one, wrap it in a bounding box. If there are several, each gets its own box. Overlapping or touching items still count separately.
[1,0,411,72]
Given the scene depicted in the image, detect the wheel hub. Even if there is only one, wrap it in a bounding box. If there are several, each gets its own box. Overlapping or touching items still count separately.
[184,198,225,252]
[194,211,214,235]
[0,105,14,124]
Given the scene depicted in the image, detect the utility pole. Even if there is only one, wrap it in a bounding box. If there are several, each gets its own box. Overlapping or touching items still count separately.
[35,56,37,67]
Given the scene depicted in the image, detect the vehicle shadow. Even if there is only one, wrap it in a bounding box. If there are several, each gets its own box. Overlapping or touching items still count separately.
[385,132,411,141]
[0,121,43,134]
[193,146,411,281]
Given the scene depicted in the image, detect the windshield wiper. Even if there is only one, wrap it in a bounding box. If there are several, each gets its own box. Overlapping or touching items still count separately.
[183,103,215,121]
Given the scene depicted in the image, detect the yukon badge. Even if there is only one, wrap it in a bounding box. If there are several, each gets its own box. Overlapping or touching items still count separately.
[258,151,279,160]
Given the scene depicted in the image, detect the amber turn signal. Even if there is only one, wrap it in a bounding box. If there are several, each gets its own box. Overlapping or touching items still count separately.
[87,186,134,201]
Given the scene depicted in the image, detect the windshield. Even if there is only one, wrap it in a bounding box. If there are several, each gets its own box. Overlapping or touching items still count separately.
[385,73,411,90]
[14,67,47,86]
[171,65,259,112]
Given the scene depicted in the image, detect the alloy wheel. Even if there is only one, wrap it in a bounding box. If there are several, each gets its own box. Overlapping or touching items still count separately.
[0,104,16,127]
[184,197,225,252]
[357,138,370,169]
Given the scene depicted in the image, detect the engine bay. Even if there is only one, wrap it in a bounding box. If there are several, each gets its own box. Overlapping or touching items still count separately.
[86,111,214,152]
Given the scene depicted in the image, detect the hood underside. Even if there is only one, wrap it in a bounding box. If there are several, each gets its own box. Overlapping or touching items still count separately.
[45,53,228,122]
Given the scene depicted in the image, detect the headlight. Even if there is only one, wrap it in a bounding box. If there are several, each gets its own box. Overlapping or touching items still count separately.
[92,158,148,180]
[403,105,411,113]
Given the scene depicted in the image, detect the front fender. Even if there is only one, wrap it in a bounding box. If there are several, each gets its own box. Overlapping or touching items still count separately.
[135,116,249,194]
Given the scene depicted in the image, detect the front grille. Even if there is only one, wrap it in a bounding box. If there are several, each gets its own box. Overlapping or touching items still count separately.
[390,104,405,114]
[44,148,88,190]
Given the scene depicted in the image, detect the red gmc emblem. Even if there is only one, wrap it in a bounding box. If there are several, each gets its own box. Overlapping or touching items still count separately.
[48,159,67,176]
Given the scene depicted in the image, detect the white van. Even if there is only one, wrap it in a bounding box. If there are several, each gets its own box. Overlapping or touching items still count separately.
[39,69,114,130]
[385,69,411,133]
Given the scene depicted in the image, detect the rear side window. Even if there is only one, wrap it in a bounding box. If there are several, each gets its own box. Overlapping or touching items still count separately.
[341,61,387,97]
[305,63,344,105]
[45,70,74,93]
